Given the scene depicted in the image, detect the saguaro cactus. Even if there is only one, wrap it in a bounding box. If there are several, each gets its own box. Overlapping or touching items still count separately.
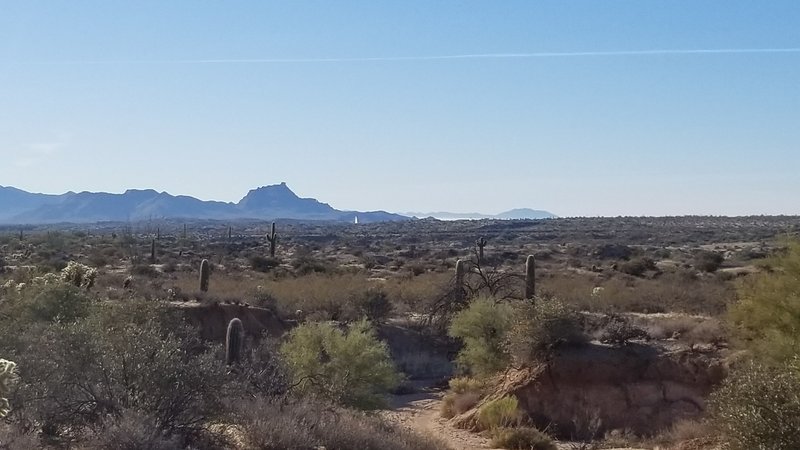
[455,259,465,304]
[182,224,187,239]
[199,259,210,292]
[226,318,244,366]
[525,255,536,300]
[18,229,23,241]
[476,237,488,263]
[150,238,156,264]
[228,225,232,240]
[267,222,278,257]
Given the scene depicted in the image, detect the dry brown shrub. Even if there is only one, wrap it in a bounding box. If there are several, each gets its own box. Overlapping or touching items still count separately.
[235,397,449,450]
[541,270,733,315]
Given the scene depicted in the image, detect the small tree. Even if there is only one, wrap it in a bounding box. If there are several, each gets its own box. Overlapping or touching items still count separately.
[729,240,800,364]
[280,320,399,409]
[448,297,513,377]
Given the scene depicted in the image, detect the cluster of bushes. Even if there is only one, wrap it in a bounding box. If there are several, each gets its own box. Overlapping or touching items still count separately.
[448,297,586,377]
[709,240,800,449]
[0,273,438,449]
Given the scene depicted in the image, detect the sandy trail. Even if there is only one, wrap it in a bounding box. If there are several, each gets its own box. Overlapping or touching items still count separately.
[381,382,647,450]
[382,384,494,450]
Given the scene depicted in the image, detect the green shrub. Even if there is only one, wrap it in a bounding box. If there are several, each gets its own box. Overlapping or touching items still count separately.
[710,358,800,450]
[693,250,725,273]
[490,426,557,450]
[712,241,800,449]
[25,282,93,323]
[505,300,586,366]
[618,257,656,277]
[448,297,513,377]
[478,396,521,431]
[729,241,800,364]
[249,255,280,273]
[355,288,393,323]
[2,300,227,441]
[280,320,399,409]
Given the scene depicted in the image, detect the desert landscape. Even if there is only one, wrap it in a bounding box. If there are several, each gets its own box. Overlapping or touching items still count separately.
[1,214,798,449]
[3,2,799,448]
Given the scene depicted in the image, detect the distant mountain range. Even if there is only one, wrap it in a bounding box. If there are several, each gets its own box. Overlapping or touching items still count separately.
[0,183,405,224]
[407,208,557,220]
[0,183,557,224]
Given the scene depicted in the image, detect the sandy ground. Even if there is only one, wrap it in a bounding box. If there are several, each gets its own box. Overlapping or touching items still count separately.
[381,381,649,450]
[381,385,495,450]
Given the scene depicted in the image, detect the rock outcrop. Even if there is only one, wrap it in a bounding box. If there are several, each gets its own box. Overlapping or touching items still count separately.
[454,342,728,438]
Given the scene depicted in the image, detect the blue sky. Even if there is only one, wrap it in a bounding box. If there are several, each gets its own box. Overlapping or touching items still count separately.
[1,1,798,216]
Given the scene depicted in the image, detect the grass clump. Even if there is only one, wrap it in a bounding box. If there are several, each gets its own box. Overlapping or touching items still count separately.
[440,377,485,419]
[478,396,521,431]
[490,426,557,450]
[448,376,485,395]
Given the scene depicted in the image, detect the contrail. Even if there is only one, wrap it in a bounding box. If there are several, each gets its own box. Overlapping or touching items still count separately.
[7,47,800,65]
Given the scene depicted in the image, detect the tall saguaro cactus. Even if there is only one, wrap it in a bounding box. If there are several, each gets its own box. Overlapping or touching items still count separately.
[267,222,278,258]
[150,238,156,264]
[476,237,488,263]
[225,318,244,366]
[228,225,232,240]
[199,259,210,292]
[525,255,536,300]
[455,259,465,304]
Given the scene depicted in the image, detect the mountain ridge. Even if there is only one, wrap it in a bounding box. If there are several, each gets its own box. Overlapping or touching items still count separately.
[0,183,406,224]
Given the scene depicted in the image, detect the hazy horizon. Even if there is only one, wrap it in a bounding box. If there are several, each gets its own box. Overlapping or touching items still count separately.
[2,1,798,217]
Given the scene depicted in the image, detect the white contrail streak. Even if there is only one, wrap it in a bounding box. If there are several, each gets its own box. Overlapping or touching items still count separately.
[7,48,800,65]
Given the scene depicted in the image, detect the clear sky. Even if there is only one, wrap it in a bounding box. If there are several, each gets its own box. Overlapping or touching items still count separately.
[1,1,798,217]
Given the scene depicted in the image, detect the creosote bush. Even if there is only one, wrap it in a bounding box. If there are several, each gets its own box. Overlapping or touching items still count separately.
[448,297,513,377]
[249,255,280,273]
[710,358,800,450]
[693,250,725,273]
[728,240,800,364]
[505,299,586,367]
[22,282,93,323]
[710,240,800,449]
[490,427,557,450]
[233,397,449,450]
[280,320,399,409]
